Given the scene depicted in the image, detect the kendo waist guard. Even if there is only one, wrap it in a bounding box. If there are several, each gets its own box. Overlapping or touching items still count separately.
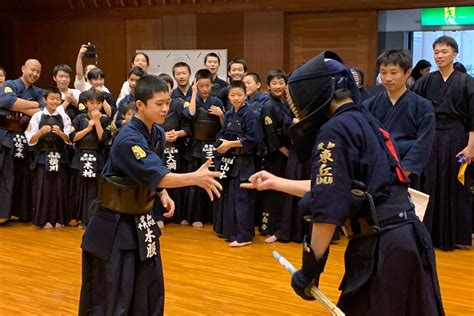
[191,108,221,141]
[99,176,155,215]
[0,110,29,132]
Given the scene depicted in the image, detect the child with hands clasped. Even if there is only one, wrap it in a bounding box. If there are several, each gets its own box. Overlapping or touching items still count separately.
[70,89,112,228]
[25,87,72,229]
[213,80,263,247]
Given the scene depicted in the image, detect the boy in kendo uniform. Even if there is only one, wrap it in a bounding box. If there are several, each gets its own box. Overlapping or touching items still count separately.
[157,73,191,226]
[78,75,222,315]
[243,51,444,316]
[213,80,263,247]
[182,69,225,228]
[70,89,111,227]
[25,87,71,228]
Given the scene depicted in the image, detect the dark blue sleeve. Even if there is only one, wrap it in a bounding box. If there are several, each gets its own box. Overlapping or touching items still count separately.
[310,123,353,226]
[115,98,127,128]
[400,97,435,176]
[240,110,264,152]
[216,112,230,140]
[99,115,112,146]
[212,96,225,111]
[261,101,282,153]
[33,87,45,109]
[112,133,171,191]
[0,81,19,109]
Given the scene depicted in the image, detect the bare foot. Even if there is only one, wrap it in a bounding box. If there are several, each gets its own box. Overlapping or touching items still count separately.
[77,223,85,229]
[157,221,164,229]
[228,240,252,247]
[265,235,278,243]
[55,223,65,228]
[180,220,189,226]
[192,221,203,228]
[43,222,53,229]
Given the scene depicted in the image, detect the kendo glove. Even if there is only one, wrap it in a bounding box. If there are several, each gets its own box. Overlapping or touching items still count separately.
[290,235,329,301]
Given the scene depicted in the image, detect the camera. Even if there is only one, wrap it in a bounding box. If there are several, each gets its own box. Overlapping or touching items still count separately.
[84,42,96,58]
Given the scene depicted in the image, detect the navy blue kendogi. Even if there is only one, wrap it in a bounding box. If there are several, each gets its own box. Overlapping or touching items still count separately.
[213,104,263,243]
[158,98,191,224]
[284,51,444,315]
[0,78,43,221]
[182,94,224,224]
[79,116,170,315]
[364,90,435,188]
[259,94,293,235]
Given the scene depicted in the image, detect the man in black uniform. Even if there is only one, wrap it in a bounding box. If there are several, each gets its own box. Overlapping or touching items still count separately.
[79,75,222,315]
[414,35,473,251]
[242,51,444,315]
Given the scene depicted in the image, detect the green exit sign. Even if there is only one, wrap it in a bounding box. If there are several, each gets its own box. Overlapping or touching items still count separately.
[421,7,474,26]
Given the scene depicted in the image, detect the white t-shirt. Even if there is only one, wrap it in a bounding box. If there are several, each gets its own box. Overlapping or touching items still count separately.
[116,81,131,105]
[25,107,72,146]
[74,76,110,93]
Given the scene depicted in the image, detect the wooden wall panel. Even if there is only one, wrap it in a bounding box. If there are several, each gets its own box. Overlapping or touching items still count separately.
[162,15,197,49]
[244,12,284,87]
[286,11,378,84]
[125,18,163,74]
[11,18,126,96]
[196,12,245,74]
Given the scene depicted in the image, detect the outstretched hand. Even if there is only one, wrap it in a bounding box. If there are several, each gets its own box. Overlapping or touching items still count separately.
[240,170,278,191]
[194,159,223,201]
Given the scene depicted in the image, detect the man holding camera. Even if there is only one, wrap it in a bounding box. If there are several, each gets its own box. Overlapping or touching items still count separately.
[74,44,110,93]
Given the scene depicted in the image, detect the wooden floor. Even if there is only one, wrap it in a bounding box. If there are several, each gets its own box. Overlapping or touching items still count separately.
[0,222,473,315]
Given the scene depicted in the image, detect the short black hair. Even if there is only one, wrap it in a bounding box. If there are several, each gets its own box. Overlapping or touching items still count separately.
[42,86,61,99]
[53,64,73,77]
[82,89,105,103]
[411,59,432,80]
[0,67,6,77]
[194,69,213,82]
[432,35,458,53]
[204,52,220,64]
[172,62,191,75]
[87,67,105,81]
[122,102,137,116]
[454,61,467,73]
[267,69,288,85]
[244,72,261,84]
[132,52,150,65]
[376,49,412,73]
[135,75,169,104]
[128,66,146,78]
[228,58,248,73]
[158,73,174,89]
[229,80,246,93]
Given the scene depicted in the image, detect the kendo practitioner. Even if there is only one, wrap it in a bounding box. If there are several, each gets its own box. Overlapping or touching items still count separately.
[182,69,225,228]
[0,59,43,223]
[115,66,146,129]
[171,62,193,102]
[157,73,191,226]
[213,80,263,247]
[204,52,228,97]
[70,89,112,227]
[414,35,474,251]
[243,72,269,117]
[78,68,117,119]
[216,58,248,110]
[78,75,222,315]
[259,69,293,241]
[365,49,435,190]
[25,87,71,228]
[242,51,444,315]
